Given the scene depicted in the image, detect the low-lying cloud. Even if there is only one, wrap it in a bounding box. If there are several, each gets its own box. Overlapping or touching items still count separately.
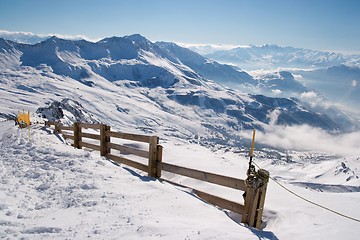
[245,108,360,156]
[244,124,360,157]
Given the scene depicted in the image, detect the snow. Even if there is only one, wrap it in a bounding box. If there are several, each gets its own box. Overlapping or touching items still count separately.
[0,122,260,239]
[1,121,360,239]
[1,34,360,239]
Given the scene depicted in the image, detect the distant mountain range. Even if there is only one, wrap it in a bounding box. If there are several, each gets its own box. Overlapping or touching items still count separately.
[189,44,360,70]
[188,44,360,114]
[2,31,359,111]
[0,35,357,149]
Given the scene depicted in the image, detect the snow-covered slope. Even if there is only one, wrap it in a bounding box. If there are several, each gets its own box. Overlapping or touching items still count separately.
[0,122,264,239]
[0,36,344,136]
[1,119,360,239]
[1,34,360,240]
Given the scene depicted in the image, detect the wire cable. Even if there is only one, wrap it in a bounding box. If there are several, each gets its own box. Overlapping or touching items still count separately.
[252,160,360,223]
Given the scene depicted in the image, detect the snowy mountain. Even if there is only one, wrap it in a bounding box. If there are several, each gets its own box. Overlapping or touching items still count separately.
[193,44,359,70]
[2,31,359,114]
[189,44,360,114]
[294,65,360,108]
[0,30,89,45]
[156,41,254,85]
[0,35,345,143]
[1,33,360,239]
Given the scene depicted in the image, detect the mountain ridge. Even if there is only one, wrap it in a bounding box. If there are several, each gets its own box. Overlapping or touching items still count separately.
[0,35,351,149]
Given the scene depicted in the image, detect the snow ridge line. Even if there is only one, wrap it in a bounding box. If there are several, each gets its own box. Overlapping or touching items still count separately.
[252,161,360,223]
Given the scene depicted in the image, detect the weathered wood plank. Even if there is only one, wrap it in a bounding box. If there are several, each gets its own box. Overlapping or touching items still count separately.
[255,184,267,229]
[73,123,80,149]
[242,186,252,224]
[79,141,101,151]
[100,124,107,157]
[79,123,102,129]
[160,178,244,214]
[107,154,148,172]
[195,189,245,214]
[148,136,158,177]
[156,145,163,178]
[107,142,148,158]
[248,188,260,227]
[59,125,73,131]
[62,134,74,140]
[158,162,247,191]
[80,132,101,140]
[45,121,55,127]
[106,131,150,143]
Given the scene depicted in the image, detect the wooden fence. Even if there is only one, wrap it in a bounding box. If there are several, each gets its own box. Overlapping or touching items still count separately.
[45,121,269,229]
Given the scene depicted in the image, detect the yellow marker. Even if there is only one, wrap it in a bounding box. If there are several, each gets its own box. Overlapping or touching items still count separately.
[17,110,31,127]
[250,129,256,157]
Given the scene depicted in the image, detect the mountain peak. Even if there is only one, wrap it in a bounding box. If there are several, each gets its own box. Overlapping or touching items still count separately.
[40,35,71,45]
[125,34,149,43]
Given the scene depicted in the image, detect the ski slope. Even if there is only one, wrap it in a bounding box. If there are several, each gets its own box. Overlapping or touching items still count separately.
[1,121,360,239]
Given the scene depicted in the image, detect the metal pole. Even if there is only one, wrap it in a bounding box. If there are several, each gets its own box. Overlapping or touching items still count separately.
[249,129,256,170]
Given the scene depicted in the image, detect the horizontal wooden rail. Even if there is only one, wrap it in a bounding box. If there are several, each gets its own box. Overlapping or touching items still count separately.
[63,134,74,140]
[79,141,101,151]
[107,154,148,172]
[79,123,102,129]
[59,125,73,131]
[45,121,56,127]
[107,142,149,158]
[44,121,268,229]
[106,131,150,143]
[196,189,245,214]
[160,178,245,214]
[80,132,101,140]
[158,162,247,191]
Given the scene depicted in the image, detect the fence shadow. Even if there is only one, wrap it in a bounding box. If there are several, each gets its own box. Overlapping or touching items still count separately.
[122,166,154,182]
[44,121,270,230]
[250,227,279,240]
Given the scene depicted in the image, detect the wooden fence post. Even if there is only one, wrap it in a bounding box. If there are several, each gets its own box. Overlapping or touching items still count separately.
[100,124,106,156]
[100,124,111,157]
[242,169,269,228]
[106,125,111,156]
[255,169,269,229]
[242,185,258,227]
[73,122,81,149]
[148,136,159,177]
[54,122,61,134]
[156,145,163,178]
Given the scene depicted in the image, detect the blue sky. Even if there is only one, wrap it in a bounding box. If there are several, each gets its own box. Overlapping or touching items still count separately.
[1,0,359,53]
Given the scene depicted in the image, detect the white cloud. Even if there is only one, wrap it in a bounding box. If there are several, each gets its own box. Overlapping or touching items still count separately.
[0,29,99,44]
[292,74,303,80]
[177,42,249,50]
[352,80,357,88]
[271,89,282,95]
[300,91,333,109]
[266,108,281,126]
[243,125,360,157]
[300,91,317,99]
[176,42,250,55]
